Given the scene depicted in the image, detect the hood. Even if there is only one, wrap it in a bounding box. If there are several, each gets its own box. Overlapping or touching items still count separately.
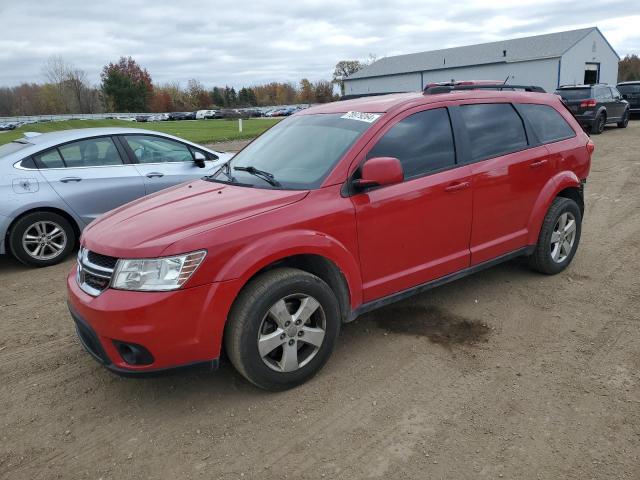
[82,180,308,258]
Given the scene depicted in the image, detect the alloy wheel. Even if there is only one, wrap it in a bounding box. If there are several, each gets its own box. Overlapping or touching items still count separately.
[21,220,67,260]
[550,212,576,263]
[257,293,326,373]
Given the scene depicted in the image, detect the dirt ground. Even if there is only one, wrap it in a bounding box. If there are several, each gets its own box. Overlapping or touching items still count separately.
[1,122,639,480]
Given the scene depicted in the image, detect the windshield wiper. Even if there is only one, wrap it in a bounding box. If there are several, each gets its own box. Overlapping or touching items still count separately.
[234,166,281,187]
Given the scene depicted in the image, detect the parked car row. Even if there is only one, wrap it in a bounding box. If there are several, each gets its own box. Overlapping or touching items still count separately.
[554,82,633,134]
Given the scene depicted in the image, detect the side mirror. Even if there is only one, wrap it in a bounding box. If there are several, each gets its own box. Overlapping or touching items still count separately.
[193,151,206,168]
[353,156,403,190]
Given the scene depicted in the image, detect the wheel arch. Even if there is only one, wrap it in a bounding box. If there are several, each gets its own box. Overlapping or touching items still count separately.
[5,206,81,254]
[526,172,582,245]
[214,230,363,323]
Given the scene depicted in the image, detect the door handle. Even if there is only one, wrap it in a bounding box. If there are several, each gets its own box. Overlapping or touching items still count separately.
[146,172,164,178]
[529,159,548,169]
[444,181,470,192]
[60,177,82,183]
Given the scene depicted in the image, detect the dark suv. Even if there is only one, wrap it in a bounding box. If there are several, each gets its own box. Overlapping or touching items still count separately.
[617,81,640,115]
[555,84,629,134]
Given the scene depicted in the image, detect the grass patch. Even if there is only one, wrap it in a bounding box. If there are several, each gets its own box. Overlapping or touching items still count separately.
[0,118,282,146]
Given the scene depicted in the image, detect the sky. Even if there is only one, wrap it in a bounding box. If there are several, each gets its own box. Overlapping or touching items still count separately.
[0,0,638,89]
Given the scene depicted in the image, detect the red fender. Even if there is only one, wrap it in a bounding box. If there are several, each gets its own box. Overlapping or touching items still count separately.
[214,229,363,309]
[526,171,581,245]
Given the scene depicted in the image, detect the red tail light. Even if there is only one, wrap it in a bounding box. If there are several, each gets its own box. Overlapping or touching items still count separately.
[586,139,595,155]
[580,99,596,108]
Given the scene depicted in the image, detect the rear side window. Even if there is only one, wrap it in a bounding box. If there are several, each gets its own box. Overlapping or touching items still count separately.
[34,149,65,168]
[518,104,576,144]
[367,108,456,179]
[459,103,528,161]
[58,137,123,167]
[617,84,640,95]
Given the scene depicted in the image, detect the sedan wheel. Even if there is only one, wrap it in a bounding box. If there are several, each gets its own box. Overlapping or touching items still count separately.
[22,220,67,261]
[9,212,75,267]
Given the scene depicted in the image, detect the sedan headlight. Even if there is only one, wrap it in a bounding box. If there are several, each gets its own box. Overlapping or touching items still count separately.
[111,250,207,291]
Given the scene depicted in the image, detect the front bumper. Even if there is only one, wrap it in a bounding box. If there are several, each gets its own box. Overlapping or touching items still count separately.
[67,266,240,374]
[0,213,10,255]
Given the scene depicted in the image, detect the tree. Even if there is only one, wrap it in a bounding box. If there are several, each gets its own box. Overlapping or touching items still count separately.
[619,54,640,81]
[42,56,96,113]
[211,87,224,107]
[332,60,365,96]
[101,56,153,112]
[298,78,315,103]
[187,79,211,109]
[314,80,335,103]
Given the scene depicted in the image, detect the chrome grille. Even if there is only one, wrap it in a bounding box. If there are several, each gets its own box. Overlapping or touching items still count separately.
[77,247,117,296]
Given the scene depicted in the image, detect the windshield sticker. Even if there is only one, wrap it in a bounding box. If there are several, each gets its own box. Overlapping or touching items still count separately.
[340,111,381,123]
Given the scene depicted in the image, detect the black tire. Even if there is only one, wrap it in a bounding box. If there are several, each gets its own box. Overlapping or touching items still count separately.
[617,109,629,128]
[224,267,340,391]
[592,112,606,134]
[529,197,582,275]
[8,211,76,267]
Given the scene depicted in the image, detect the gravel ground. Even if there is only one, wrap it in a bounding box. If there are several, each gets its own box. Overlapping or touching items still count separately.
[1,122,639,479]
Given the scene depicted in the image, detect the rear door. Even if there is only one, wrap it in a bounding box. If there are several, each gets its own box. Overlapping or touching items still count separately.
[119,134,219,194]
[596,86,617,120]
[455,102,555,265]
[352,106,473,301]
[35,136,146,224]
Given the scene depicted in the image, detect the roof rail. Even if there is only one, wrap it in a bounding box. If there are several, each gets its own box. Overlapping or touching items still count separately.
[424,84,546,95]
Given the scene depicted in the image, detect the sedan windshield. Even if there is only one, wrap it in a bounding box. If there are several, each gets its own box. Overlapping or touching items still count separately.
[209,113,377,189]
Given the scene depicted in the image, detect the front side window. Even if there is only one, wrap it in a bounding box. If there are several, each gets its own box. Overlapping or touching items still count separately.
[211,113,374,189]
[460,103,528,162]
[367,108,456,179]
[123,135,194,163]
[58,137,123,167]
[518,104,576,144]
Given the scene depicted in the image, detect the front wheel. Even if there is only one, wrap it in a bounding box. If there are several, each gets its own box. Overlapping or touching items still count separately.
[9,211,76,267]
[617,110,629,128]
[224,268,340,391]
[529,197,582,275]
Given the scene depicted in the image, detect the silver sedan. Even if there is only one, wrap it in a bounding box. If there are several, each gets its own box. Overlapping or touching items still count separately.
[0,127,230,267]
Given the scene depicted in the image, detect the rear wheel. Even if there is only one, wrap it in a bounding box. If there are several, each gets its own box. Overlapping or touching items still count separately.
[224,268,340,391]
[9,212,75,267]
[529,197,582,275]
[617,109,629,128]
[592,112,606,134]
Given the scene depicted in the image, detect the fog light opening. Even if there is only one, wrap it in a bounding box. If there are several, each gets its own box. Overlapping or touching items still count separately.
[113,340,154,366]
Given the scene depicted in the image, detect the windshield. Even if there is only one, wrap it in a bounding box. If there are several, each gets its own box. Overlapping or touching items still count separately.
[0,141,31,157]
[555,88,592,100]
[209,113,377,189]
[618,84,640,94]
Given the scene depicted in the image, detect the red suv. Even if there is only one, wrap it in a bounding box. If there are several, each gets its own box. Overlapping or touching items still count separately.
[68,85,593,390]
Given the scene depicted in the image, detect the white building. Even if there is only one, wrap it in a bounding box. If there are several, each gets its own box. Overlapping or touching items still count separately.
[344,27,619,96]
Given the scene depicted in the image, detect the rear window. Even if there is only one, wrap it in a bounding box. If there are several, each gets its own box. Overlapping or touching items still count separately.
[618,84,640,94]
[459,103,528,162]
[555,88,592,100]
[0,141,30,157]
[518,104,576,144]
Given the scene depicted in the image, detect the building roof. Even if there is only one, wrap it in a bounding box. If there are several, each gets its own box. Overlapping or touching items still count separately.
[347,27,611,80]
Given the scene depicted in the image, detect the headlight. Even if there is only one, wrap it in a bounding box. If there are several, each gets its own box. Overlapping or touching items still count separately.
[111,250,206,291]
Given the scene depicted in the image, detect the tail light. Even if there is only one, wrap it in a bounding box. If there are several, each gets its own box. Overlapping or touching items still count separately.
[580,99,597,108]
[586,139,595,155]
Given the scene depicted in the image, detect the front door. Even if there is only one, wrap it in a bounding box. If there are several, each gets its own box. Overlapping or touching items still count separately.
[352,107,473,302]
[35,136,146,225]
[120,134,220,194]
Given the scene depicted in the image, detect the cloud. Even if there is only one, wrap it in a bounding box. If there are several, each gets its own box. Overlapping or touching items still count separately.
[0,0,636,88]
